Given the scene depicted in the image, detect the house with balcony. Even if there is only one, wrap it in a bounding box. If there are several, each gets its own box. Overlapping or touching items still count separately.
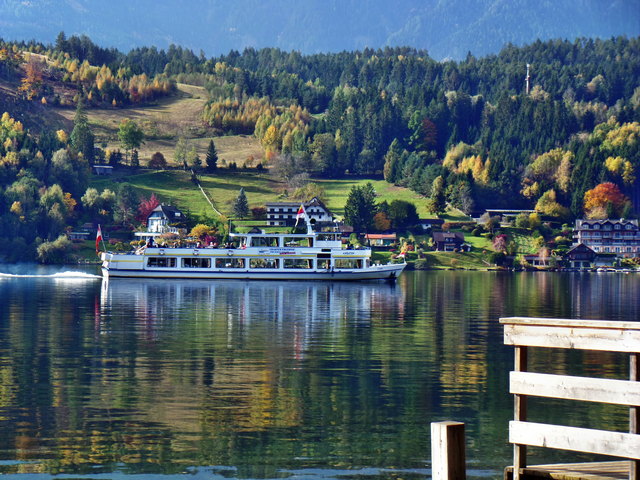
[365,233,397,247]
[572,219,640,257]
[432,232,469,251]
[266,197,334,228]
[135,205,186,241]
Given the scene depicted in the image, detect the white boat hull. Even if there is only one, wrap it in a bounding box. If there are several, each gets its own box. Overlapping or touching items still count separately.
[101,263,405,281]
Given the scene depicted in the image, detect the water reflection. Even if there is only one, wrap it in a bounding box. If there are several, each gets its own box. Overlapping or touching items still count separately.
[0,270,638,479]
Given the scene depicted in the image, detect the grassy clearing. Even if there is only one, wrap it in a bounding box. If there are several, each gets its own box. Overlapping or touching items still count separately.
[461,231,493,251]
[316,178,434,217]
[420,251,492,269]
[52,83,264,167]
[507,228,541,254]
[90,169,435,222]
[91,169,283,220]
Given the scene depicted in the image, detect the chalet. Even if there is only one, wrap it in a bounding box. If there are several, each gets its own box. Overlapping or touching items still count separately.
[522,254,558,268]
[67,231,91,241]
[432,232,467,252]
[266,197,333,228]
[478,209,535,224]
[573,218,640,257]
[365,233,397,247]
[134,205,186,241]
[564,243,596,269]
[93,165,113,175]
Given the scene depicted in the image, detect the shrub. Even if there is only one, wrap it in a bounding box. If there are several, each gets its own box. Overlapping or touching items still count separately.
[251,207,267,219]
[148,151,167,169]
[36,235,72,264]
[414,259,429,270]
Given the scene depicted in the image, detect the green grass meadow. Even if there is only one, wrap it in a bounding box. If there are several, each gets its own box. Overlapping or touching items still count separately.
[90,169,435,222]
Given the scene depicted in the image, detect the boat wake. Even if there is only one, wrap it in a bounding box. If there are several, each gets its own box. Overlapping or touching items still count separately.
[0,271,101,280]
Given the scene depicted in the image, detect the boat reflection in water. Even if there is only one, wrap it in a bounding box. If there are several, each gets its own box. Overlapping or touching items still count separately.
[100,277,405,355]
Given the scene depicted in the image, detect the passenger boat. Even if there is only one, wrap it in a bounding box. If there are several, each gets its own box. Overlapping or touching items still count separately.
[100,230,406,281]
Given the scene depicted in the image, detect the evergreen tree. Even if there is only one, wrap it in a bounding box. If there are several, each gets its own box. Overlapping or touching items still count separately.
[427,176,447,214]
[206,139,218,172]
[232,187,249,219]
[344,183,377,233]
[70,98,95,163]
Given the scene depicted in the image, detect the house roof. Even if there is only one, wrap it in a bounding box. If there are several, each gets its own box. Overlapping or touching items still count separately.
[576,218,639,228]
[149,205,184,222]
[419,218,444,225]
[565,243,595,256]
[265,197,332,215]
[432,232,465,242]
[365,234,397,240]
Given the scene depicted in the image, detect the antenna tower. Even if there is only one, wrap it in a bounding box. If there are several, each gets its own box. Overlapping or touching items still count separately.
[525,63,531,95]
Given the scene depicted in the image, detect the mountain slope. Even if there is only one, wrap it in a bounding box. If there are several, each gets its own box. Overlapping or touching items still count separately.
[1,0,638,60]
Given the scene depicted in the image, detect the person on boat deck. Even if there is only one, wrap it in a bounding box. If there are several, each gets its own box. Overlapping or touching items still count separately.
[146,238,154,248]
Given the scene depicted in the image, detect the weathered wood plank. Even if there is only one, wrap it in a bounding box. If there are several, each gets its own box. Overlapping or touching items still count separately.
[509,421,640,460]
[510,371,640,406]
[505,461,630,480]
[503,324,640,352]
[514,347,528,480]
[500,317,640,331]
[431,421,466,480]
[631,353,638,480]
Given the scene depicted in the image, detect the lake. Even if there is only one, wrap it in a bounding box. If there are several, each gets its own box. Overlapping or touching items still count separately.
[0,267,638,479]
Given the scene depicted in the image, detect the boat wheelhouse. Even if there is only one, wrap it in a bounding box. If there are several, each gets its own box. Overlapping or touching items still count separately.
[100,230,406,281]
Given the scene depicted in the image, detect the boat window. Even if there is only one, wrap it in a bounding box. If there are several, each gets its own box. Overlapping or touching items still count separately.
[147,257,176,268]
[317,259,330,269]
[215,258,245,268]
[250,258,280,269]
[283,236,311,247]
[316,233,339,242]
[334,259,362,269]
[250,236,279,247]
[283,258,313,269]
[182,257,211,268]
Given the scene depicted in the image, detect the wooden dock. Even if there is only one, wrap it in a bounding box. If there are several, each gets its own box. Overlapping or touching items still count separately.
[505,461,631,480]
[500,317,640,480]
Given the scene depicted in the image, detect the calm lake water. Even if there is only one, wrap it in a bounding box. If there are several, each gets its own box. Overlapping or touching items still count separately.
[0,267,638,480]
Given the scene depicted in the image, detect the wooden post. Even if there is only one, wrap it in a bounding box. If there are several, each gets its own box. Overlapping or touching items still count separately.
[514,346,528,480]
[431,421,466,480]
[631,353,638,480]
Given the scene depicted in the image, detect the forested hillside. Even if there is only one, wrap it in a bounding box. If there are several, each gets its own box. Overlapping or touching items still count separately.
[0,33,639,261]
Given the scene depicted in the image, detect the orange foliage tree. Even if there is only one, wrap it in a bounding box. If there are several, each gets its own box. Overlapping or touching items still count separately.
[583,182,629,218]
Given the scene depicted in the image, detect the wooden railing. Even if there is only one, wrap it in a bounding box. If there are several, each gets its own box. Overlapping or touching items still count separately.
[500,317,640,480]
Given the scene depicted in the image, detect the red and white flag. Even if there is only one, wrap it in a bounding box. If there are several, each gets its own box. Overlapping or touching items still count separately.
[96,225,103,254]
[295,204,306,226]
